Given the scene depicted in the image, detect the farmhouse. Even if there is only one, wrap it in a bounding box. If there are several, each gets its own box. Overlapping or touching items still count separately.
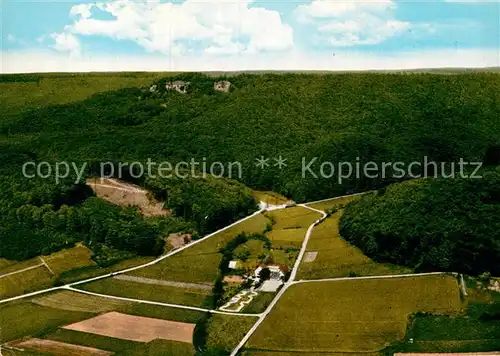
[253,265,287,292]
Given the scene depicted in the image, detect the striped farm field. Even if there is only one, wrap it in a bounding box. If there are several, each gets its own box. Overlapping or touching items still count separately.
[10,338,113,356]
[0,264,53,299]
[266,228,309,248]
[44,329,196,356]
[265,207,320,230]
[297,212,411,280]
[0,300,93,343]
[247,275,462,353]
[263,206,321,250]
[32,290,130,313]
[43,244,96,275]
[129,212,270,284]
[79,277,213,308]
[0,257,42,276]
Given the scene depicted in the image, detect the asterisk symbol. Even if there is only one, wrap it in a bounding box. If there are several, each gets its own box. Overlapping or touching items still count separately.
[274,155,287,169]
[255,156,270,169]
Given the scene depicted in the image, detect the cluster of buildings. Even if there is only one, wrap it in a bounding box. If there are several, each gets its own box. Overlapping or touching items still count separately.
[224,261,288,292]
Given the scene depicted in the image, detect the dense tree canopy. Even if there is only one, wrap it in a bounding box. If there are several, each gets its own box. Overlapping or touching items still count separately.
[1,72,499,264]
[339,168,500,275]
[2,72,499,201]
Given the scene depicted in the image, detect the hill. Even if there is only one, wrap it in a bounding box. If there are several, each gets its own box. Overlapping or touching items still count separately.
[339,168,500,276]
[2,72,499,201]
[1,72,499,264]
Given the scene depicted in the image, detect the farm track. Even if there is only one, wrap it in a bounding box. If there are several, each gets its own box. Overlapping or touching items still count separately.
[0,192,459,355]
[0,263,44,279]
[112,274,213,290]
[0,207,266,304]
[65,286,259,317]
[228,203,458,356]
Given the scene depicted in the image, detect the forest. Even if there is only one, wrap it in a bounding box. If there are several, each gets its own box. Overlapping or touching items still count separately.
[1,72,499,266]
[339,167,500,276]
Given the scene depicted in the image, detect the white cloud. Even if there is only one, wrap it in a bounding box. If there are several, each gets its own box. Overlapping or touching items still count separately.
[61,0,293,55]
[295,0,415,47]
[70,3,94,19]
[2,48,498,73]
[50,32,81,55]
[7,34,16,42]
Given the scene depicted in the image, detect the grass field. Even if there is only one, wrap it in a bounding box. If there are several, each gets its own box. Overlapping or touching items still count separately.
[297,212,411,280]
[0,73,168,118]
[306,195,361,212]
[243,292,276,314]
[265,207,320,230]
[0,244,124,300]
[79,277,213,308]
[0,265,53,299]
[247,275,462,353]
[266,228,309,248]
[205,314,258,352]
[32,290,131,313]
[2,291,209,355]
[0,301,93,343]
[33,299,254,355]
[57,256,155,284]
[43,329,196,356]
[384,277,500,353]
[43,245,96,276]
[0,257,42,276]
[263,207,320,252]
[130,213,270,283]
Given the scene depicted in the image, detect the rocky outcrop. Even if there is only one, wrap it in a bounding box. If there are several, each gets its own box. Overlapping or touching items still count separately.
[214,80,231,92]
[166,80,190,94]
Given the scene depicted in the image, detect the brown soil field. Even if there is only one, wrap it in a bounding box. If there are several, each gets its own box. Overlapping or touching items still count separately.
[63,312,195,343]
[12,338,113,356]
[87,178,169,217]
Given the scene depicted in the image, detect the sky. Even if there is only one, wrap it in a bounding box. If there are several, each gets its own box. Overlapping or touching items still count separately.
[1,0,499,72]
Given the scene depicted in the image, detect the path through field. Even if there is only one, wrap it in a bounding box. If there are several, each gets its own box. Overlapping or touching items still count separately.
[0,263,44,279]
[0,192,459,356]
[113,274,213,290]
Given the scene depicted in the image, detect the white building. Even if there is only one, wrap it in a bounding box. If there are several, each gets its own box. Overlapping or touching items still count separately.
[253,265,286,292]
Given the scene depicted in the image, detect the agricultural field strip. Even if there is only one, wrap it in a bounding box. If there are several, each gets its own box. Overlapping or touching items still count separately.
[112,275,213,290]
[0,193,361,304]
[0,263,44,279]
[228,204,461,356]
[0,207,266,304]
[292,271,455,285]
[65,286,259,317]
[229,204,328,356]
